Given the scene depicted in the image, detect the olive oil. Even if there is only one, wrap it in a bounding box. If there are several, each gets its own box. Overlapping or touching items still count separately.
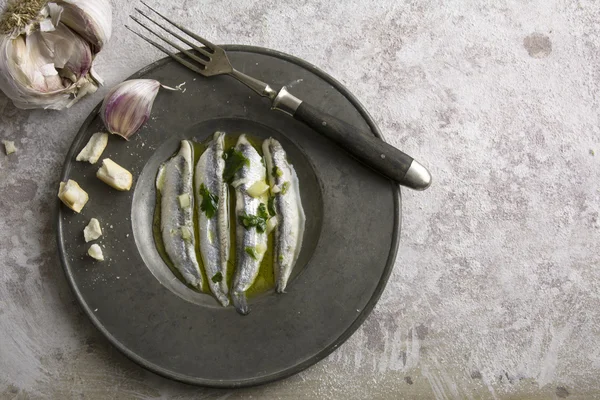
[152,135,275,301]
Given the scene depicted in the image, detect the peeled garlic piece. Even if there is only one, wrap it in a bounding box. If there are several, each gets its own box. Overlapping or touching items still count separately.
[96,158,132,191]
[88,244,104,261]
[3,140,16,155]
[100,79,161,140]
[178,193,191,208]
[76,132,108,164]
[58,179,88,212]
[181,226,192,241]
[266,216,278,235]
[247,180,270,198]
[255,241,267,257]
[84,218,102,242]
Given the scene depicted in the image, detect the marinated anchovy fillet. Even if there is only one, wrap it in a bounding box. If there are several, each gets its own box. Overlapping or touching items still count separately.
[231,135,268,314]
[263,137,306,293]
[156,140,203,289]
[195,131,230,306]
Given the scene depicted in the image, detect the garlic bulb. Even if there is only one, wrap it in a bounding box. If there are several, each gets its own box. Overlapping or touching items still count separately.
[100,79,162,140]
[56,0,112,53]
[0,0,111,109]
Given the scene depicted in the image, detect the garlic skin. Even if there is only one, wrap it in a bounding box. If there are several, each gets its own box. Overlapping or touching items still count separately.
[55,0,112,53]
[100,79,161,140]
[0,0,112,109]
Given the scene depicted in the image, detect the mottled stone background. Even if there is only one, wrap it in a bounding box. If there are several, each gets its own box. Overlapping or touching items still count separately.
[1,0,599,399]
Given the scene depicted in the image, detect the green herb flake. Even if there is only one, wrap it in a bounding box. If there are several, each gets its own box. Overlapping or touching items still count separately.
[199,184,218,218]
[272,166,283,177]
[239,212,267,233]
[258,203,269,219]
[223,148,249,183]
[211,272,223,283]
[281,181,290,195]
[245,246,259,260]
[267,196,276,216]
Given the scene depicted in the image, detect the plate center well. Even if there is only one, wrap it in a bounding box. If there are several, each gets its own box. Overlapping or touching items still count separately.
[131,117,324,307]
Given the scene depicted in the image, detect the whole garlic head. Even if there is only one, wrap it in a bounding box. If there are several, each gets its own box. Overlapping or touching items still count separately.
[0,0,112,110]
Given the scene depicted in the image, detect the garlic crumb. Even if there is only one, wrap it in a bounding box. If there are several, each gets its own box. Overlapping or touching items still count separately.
[76,132,108,164]
[97,158,133,191]
[3,140,16,155]
[84,218,103,242]
[88,244,104,261]
[58,180,88,213]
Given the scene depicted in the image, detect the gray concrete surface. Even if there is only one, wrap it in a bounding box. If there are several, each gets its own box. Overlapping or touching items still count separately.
[1,0,600,398]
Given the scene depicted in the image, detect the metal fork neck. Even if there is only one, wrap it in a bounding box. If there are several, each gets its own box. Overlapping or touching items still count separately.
[230,69,277,100]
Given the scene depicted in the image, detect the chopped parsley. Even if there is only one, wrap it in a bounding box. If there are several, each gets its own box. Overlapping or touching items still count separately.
[199,184,218,218]
[258,203,269,219]
[267,196,276,216]
[272,166,283,177]
[239,212,267,233]
[211,272,223,283]
[245,246,259,260]
[223,148,249,183]
[281,181,290,195]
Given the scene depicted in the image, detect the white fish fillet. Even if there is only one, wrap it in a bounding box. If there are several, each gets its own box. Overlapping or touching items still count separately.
[156,140,203,289]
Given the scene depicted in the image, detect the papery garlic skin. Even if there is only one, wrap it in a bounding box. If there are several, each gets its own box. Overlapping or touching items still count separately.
[100,79,161,140]
[0,0,111,109]
[55,0,112,53]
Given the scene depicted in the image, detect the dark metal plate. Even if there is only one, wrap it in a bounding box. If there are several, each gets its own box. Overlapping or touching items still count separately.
[56,45,401,387]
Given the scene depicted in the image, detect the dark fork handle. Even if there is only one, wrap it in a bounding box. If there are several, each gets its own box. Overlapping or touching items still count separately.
[272,88,432,191]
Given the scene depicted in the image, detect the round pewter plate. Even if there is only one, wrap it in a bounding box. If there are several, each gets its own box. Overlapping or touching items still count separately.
[57,45,401,387]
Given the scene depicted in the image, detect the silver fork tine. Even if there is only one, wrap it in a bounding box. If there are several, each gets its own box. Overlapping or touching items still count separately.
[124,25,205,75]
[130,15,208,67]
[140,0,217,51]
[134,8,212,59]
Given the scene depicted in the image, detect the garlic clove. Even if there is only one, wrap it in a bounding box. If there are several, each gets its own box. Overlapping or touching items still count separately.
[100,79,161,140]
[96,158,133,191]
[53,0,112,53]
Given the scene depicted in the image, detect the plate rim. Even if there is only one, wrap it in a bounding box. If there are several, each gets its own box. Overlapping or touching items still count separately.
[56,44,402,388]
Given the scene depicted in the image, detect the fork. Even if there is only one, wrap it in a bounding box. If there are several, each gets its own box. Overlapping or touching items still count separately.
[127,2,431,191]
